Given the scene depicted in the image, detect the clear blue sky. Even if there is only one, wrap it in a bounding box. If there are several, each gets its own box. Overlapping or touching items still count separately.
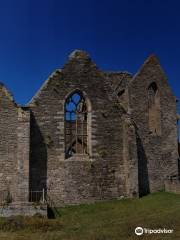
[0,0,179,112]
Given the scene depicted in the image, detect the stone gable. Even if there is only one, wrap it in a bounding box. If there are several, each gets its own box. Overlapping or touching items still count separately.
[0,50,179,210]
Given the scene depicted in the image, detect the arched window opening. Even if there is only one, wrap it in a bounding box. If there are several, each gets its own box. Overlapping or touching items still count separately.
[148,82,161,136]
[65,91,88,158]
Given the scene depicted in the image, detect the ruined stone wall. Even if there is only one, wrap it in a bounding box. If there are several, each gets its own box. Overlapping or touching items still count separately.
[28,51,131,205]
[1,51,178,207]
[0,84,30,203]
[122,115,139,197]
[16,108,30,202]
[128,55,179,196]
[105,72,132,111]
[0,84,18,199]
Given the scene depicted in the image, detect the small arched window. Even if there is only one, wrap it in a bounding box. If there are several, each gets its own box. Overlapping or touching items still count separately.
[148,82,161,135]
[65,91,88,158]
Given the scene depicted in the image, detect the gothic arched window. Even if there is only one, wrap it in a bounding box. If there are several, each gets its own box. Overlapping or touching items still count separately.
[148,82,161,135]
[65,91,88,158]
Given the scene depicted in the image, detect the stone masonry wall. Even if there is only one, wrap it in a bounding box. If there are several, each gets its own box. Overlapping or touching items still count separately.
[0,50,179,208]
[0,84,19,200]
[16,107,30,202]
[0,84,30,203]
[128,55,179,196]
[28,50,132,205]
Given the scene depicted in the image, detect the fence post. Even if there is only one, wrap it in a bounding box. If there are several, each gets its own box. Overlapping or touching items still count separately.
[42,188,45,203]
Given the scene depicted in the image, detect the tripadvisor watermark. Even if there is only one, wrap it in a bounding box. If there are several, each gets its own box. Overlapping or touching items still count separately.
[135,226,174,236]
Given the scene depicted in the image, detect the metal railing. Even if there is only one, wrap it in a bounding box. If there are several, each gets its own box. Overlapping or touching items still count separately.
[0,189,47,206]
[29,189,46,203]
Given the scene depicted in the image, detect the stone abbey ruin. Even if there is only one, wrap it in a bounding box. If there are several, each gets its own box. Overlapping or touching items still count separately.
[0,50,179,216]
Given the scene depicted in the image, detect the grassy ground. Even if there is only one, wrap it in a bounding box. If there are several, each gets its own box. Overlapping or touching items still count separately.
[0,192,180,239]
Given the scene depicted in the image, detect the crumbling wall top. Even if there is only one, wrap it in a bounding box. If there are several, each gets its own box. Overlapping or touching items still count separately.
[68,50,90,61]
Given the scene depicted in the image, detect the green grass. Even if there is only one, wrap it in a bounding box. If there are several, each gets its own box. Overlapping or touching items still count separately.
[0,192,180,239]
